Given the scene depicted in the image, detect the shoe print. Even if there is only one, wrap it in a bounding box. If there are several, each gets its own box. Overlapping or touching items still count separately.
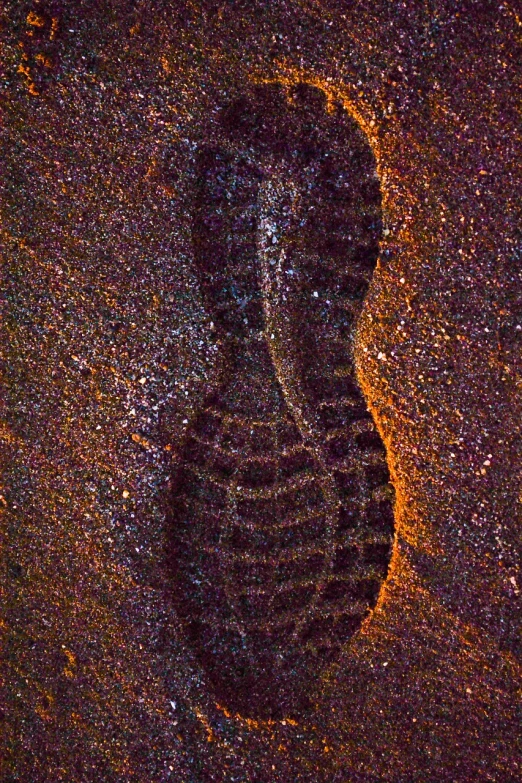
[167,82,394,719]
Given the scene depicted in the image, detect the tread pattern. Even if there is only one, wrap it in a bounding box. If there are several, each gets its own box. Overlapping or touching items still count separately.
[167,82,394,718]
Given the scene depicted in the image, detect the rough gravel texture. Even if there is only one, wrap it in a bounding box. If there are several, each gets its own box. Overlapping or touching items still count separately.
[2,1,521,782]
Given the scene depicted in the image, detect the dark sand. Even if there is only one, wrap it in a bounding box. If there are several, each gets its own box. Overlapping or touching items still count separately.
[2,2,521,781]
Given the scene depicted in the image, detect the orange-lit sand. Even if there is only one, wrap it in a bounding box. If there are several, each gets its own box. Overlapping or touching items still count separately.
[2,2,520,781]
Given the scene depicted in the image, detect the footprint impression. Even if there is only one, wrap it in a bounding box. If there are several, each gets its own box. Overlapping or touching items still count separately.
[168,82,394,719]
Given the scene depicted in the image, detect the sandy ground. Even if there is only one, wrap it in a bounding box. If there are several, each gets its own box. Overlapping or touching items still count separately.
[2,1,521,781]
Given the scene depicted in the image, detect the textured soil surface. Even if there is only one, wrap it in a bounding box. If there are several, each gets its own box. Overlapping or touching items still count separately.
[2,2,521,782]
